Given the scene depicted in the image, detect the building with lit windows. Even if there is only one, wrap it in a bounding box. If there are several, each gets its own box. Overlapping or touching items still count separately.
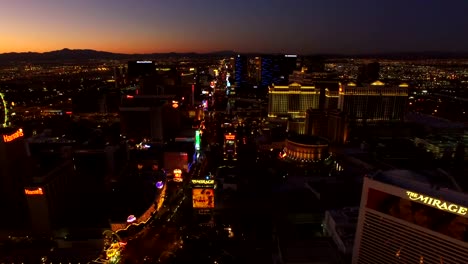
[268,83,320,118]
[338,81,408,124]
[353,170,468,263]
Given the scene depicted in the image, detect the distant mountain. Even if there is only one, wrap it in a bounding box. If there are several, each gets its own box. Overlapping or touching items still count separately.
[0,48,238,64]
[1,49,467,64]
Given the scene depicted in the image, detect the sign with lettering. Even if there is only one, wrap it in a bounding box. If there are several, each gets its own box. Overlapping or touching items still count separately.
[406,191,467,216]
[191,179,214,185]
[25,188,44,196]
[225,134,235,140]
[3,128,24,143]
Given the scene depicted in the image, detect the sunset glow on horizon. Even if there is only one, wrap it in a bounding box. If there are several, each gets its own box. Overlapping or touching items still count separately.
[1,0,467,54]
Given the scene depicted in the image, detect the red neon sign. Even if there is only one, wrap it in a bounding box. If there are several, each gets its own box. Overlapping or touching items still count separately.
[25,188,44,196]
[225,134,235,140]
[3,129,24,143]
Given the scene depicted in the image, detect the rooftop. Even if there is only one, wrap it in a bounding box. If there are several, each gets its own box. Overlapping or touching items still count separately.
[406,112,466,129]
[371,169,468,207]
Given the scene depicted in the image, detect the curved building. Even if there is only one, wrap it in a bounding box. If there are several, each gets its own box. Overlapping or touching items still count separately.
[283,135,330,162]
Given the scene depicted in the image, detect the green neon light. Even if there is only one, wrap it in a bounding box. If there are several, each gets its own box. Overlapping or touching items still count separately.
[195,130,201,150]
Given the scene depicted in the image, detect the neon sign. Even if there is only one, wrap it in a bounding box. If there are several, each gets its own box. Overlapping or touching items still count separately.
[25,188,43,196]
[225,134,235,140]
[406,191,467,216]
[3,128,23,142]
[191,179,214,185]
[195,130,201,151]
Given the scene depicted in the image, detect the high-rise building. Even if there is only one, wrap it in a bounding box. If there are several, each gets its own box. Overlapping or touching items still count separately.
[338,81,408,124]
[0,127,31,228]
[127,60,156,82]
[261,55,297,88]
[234,55,249,90]
[24,161,75,234]
[353,171,468,263]
[268,83,320,118]
[119,95,181,141]
[234,54,298,94]
[357,62,380,84]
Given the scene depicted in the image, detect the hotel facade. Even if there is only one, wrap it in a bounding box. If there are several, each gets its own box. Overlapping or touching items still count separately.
[353,171,468,263]
[268,83,320,119]
[339,81,408,124]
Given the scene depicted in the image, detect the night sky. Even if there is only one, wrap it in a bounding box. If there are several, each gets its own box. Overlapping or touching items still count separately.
[1,0,468,54]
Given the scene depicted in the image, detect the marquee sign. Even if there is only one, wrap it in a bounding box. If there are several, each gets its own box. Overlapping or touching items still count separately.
[192,179,214,185]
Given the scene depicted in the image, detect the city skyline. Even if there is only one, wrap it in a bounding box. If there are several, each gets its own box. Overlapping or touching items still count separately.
[1,0,468,54]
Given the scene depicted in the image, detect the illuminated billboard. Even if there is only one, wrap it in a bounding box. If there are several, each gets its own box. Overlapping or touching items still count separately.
[173,169,183,182]
[192,188,215,208]
[367,188,468,242]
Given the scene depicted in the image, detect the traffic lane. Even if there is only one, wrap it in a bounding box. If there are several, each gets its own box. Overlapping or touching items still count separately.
[121,196,186,261]
[122,223,181,261]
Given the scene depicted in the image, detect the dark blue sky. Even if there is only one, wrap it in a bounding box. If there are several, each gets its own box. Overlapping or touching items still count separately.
[1,0,467,54]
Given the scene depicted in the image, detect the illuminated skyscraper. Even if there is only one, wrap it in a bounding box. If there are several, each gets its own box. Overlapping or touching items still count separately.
[261,55,297,89]
[268,83,320,118]
[338,81,408,124]
[234,55,249,90]
[353,171,468,263]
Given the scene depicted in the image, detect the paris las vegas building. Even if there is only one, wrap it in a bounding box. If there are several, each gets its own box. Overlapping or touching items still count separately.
[352,170,468,263]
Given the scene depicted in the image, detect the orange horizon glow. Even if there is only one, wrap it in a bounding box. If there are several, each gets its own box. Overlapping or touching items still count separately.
[0,46,222,55]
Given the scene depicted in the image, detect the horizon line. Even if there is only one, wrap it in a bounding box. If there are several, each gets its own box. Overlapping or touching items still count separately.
[1,48,468,56]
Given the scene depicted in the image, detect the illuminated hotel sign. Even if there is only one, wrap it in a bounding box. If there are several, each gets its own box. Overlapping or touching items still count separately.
[3,128,24,143]
[225,134,235,140]
[406,191,467,216]
[25,188,44,196]
[136,61,152,64]
[191,179,214,185]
